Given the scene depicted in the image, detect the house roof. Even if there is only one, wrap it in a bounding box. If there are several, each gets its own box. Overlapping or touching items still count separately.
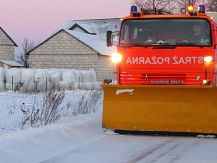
[0,27,18,47]
[0,60,23,67]
[29,18,121,56]
[69,23,97,34]
[57,18,120,34]
[65,30,116,56]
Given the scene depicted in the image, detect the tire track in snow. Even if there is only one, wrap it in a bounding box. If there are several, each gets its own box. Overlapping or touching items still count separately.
[163,140,201,163]
[126,138,175,163]
[127,138,200,163]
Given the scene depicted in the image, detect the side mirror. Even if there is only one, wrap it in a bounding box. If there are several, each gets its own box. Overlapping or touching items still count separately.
[107,31,112,47]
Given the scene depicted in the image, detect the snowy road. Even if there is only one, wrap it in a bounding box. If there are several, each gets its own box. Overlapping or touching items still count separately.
[1,113,217,163]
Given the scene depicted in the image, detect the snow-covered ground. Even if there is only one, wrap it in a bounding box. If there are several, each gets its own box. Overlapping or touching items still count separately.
[0,91,217,163]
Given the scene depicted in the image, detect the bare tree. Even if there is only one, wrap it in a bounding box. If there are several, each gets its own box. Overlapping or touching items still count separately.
[132,0,206,14]
[207,0,217,12]
[132,0,174,13]
[21,38,36,68]
[20,88,65,128]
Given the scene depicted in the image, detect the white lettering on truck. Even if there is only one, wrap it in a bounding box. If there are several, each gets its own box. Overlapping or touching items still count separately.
[126,56,204,65]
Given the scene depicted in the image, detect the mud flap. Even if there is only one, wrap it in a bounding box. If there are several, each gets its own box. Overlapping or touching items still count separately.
[102,85,217,134]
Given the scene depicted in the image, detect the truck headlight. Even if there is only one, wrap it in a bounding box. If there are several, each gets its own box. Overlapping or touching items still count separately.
[204,56,213,64]
[203,80,208,84]
[203,80,210,85]
[111,52,122,64]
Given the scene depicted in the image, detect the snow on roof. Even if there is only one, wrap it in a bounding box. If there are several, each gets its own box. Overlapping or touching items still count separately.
[70,23,97,34]
[30,18,121,56]
[57,18,120,34]
[0,60,23,67]
[56,18,120,56]
[66,30,116,56]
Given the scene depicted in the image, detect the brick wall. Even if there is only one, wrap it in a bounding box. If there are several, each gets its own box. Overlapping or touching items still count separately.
[0,28,15,60]
[0,46,14,60]
[29,30,116,81]
[96,55,116,81]
[30,54,98,69]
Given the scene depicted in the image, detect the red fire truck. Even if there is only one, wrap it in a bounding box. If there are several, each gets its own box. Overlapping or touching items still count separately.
[102,2,217,135]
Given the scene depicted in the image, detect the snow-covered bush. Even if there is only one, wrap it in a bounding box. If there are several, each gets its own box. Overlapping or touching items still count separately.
[21,68,35,83]
[81,70,91,83]
[62,69,77,82]
[1,68,99,92]
[0,68,5,91]
[74,70,82,82]
[6,68,21,84]
[62,69,78,90]
[21,69,36,92]
[59,81,70,91]
[80,83,95,90]
[49,70,61,89]
[83,69,97,83]
[36,81,51,92]
[0,68,4,81]
[34,69,51,92]
[50,73,61,84]
[23,82,36,93]
[34,69,48,83]
[0,82,4,91]
[6,83,20,91]
[78,70,97,89]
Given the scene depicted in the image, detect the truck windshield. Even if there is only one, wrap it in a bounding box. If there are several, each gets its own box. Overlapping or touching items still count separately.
[120,19,212,47]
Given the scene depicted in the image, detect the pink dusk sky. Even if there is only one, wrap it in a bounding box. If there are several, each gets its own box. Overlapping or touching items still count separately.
[1,0,130,45]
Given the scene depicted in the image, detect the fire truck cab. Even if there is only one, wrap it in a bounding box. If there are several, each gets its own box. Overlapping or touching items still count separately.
[108,4,217,86]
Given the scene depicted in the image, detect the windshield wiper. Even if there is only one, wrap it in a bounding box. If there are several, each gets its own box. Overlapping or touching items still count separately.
[176,43,198,46]
[176,43,209,47]
[119,42,180,48]
[119,43,151,47]
[151,43,177,49]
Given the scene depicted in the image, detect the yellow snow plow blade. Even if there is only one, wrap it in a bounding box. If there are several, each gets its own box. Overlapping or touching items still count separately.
[102,85,217,134]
